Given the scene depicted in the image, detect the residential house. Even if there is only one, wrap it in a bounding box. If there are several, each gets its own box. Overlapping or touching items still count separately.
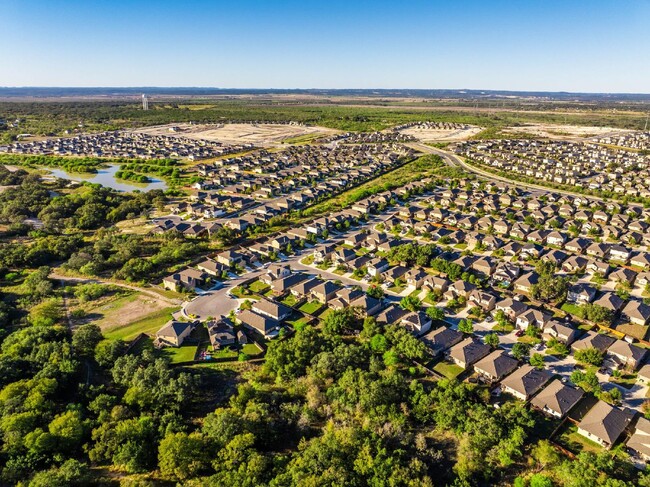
[607,340,648,370]
[501,365,553,401]
[238,309,282,339]
[473,350,518,382]
[622,300,650,326]
[154,321,195,348]
[531,380,585,419]
[572,331,617,353]
[207,319,236,349]
[422,326,464,357]
[448,338,491,369]
[627,417,650,462]
[577,401,633,449]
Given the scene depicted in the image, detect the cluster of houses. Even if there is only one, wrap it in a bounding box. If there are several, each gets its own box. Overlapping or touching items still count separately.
[454,139,650,197]
[154,145,414,237]
[152,165,650,461]
[0,130,249,160]
[392,121,475,131]
[594,131,650,151]
[321,130,416,144]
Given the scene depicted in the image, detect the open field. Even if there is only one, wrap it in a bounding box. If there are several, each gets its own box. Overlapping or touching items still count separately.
[399,125,482,142]
[102,303,179,341]
[90,292,172,332]
[132,123,339,147]
[503,123,634,139]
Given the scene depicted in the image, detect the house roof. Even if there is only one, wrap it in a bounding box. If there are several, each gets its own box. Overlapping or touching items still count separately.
[578,400,633,445]
[627,417,650,458]
[421,326,464,355]
[252,299,291,320]
[501,365,553,398]
[156,320,192,340]
[530,380,584,417]
[608,340,647,363]
[238,309,280,335]
[474,350,519,379]
[449,337,491,366]
[572,331,616,352]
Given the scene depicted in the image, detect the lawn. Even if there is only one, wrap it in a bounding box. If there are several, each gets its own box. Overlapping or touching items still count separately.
[554,423,603,455]
[210,347,238,359]
[242,343,262,356]
[433,360,464,380]
[163,344,199,364]
[616,322,649,341]
[299,300,323,315]
[493,322,515,333]
[610,372,638,389]
[561,302,582,317]
[281,294,300,307]
[103,306,179,341]
[300,255,315,265]
[388,285,405,294]
[249,280,270,293]
[231,286,253,298]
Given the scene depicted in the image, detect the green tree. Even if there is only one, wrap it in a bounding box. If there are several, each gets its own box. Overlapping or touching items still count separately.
[529,353,545,369]
[158,431,210,481]
[512,343,530,360]
[458,319,473,334]
[484,333,500,348]
[574,347,604,366]
[72,324,103,356]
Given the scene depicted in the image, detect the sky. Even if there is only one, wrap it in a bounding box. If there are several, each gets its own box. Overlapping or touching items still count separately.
[1,0,649,93]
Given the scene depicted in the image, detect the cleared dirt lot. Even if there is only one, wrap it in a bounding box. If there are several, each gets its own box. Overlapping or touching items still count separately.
[504,123,634,139]
[133,123,339,147]
[400,125,482,142]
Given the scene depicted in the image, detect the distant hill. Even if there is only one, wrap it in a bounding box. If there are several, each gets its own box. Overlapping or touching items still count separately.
[1,87,650,101]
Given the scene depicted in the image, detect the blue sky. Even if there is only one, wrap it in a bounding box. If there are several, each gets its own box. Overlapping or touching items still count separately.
[1,0,649,92]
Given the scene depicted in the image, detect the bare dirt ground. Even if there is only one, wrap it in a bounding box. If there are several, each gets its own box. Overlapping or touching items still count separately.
[133,123,339,147]
[93,293,170,330]
[503,123,634,139]
[400,125,483,142]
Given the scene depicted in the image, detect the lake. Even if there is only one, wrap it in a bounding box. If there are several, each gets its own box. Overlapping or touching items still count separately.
[45,164,168,192]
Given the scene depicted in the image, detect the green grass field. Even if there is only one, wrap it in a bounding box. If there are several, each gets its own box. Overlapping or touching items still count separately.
[433,360,464,380]
[103,306,179,341]
[299,301,323,315]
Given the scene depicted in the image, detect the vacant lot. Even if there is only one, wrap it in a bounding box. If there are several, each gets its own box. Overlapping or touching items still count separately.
[504,123,634,139]
[400,125,482,142]
[102,303,179,341]
[92,292,171,331]
[134,123,339,147]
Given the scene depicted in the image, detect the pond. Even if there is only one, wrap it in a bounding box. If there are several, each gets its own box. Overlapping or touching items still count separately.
[45,164,168,192]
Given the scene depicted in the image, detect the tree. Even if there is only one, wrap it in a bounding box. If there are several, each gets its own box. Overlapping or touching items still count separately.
[574,347,604,367]
[512,343,530,360]
[531,440,560,470]
[458,319,473,334]
[95,339,127,367]
[158,431,210,481]
[529,353,545,369]
[425,306,444,322]
[484,333,500,348]
[531,275,568,303]
[72,324,103,356]
[366,285,384,300]
[400,295,421,312]
[323,308,355,336]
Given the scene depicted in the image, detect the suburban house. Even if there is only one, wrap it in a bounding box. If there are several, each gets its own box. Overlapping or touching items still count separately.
[516,309,551,330]
[500,365,553,401]
[577,401,633,449]
[607,341,648,370]
[494,298,528,321]
[400,311,433,336]
[530,380,585,419]
[310,281,341,303]
[473,350,518,382]
[207,319,236,350]
[421,326,464,357]
[543,320,579,345]
[572,331,617,353]
[252,299,292,321]
[627,417,650,462]
[162,268,208,292]
[154,321,195,348]
[621,300,650,326]
[448,337,491,369]
[567,283,597,304]
[238,309,282,339]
